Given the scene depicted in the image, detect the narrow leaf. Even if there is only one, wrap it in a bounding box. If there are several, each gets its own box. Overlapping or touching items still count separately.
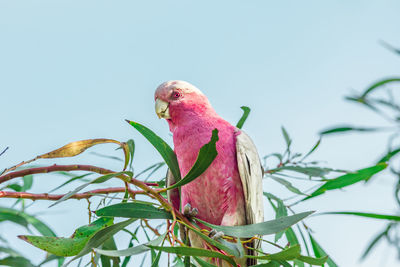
[236,106,251,129]
[0,256,34,267]
[49,171,132,207]
[298,255,328,265]
[95,233,166,257]
[281,127,292,148]
[320,211,400,221]
[320,126,380,135]
[309,234,337,267]
[195,211,314,238]
[127,120,181,181]
[361,224,391,260]
[250,245,300,261]
[269,176,307,196]
[96,202,173,220]
[37,139,123,159]
[167,129,219,190]
[361,77,400,98]
[304,163,387,200]
[377,148,400,163]
[147,246,237,266]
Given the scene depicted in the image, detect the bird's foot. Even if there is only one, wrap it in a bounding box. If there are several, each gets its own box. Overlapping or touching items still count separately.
[208,229,225,240]
[183,203,198,220]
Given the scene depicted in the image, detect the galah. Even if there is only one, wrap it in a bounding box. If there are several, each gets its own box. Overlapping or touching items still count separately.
[154,81,264,266]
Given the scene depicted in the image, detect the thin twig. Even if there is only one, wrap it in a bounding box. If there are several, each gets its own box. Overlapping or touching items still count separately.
[0,147,9,157]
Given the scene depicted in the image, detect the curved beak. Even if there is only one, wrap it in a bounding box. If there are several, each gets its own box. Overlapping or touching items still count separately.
[155,98,171,119]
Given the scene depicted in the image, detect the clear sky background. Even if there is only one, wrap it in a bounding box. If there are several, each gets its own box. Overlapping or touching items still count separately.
[1,1,400,266]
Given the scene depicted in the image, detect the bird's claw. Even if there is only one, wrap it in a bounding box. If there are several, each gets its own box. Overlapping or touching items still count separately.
[183,203,198,219]
[209,229,224,240]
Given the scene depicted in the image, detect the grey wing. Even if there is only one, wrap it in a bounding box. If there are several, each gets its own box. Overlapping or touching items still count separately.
[166,169,180,210]
[236,130,264,225]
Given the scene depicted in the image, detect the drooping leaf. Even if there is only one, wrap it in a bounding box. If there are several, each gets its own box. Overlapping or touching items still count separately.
[0,256,35,267]
[236,106,251,129]
[320,126,381,135]
[147,246,237,266]
[37,139,125,159]
[304,163,387,200]
[193,257,218,267]
[167,129,219,190]
[66,218,137,265]
[49,171,133,207]
[377,148,400,163]
[18,217,113,257]
[127,120,181,181]
[320,211,400,221]
[186,225,242,257]
[195,211,314,238]
[269,176,307,196]
[0,246,22,257]
[361,224,391,260]
[49,173,93,193]
[309,234,337,267]
[274,166,338,177]
[360,77,400,98]
[0,207,56,237]
[249,245,300,261]
[95,233,166,257]
[300,139,321,161]
[96,202,173,220]
[298,255,328,265]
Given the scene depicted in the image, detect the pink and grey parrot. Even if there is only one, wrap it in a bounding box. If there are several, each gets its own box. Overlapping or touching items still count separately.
[154,81,264,266]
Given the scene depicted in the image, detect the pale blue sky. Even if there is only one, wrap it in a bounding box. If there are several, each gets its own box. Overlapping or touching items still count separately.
[1,1,400,266]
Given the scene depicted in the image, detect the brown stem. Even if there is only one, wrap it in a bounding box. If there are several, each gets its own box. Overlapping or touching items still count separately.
[0,164,196,229]
[0,187,160,201]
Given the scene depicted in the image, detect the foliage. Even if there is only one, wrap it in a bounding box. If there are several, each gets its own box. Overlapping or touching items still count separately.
[0,99,396,267]
[319,42,400,261]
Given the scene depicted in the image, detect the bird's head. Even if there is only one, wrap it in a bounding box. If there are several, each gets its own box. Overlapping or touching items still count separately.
[154,80,215,128]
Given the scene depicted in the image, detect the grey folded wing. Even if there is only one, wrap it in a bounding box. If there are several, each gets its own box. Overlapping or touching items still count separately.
[236,129,264,226]
[236,129,264,267]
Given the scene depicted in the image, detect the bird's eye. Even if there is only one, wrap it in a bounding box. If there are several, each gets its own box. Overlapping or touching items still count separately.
[172,91,181,99]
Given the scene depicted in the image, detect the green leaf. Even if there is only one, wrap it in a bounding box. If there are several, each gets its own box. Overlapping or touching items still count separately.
[377,148,400,163]
[127,120,181,181]
[18,217,113,257]
[95,233,166,257]
[0,207,56,236]
[0,256,34,267]
[49,173,93,193]
[251,262,280,267]
[361,224,391,260]
[309,234,337,267]
[49,171,133,207]
[236,106,251,129]
[281,126,292,148]
[127,139,135,170]
[96,202,173,220]
[186,225,242,258]
[298,255,328,265]
[251,245,300,261]
[275,166,336,177]
[300,139,321,161]
[0,212,29,228]
[195,211,314,238]
[167,129,219,190]
[0,247,22,257]
[320,126,380,135]
[269,176,307,196]
[304,163,387,200]
[360,77,400,98]
[66,218,136,265]
[193,257,218,267]
[21,175,33,191]
[147,246,237,266]
[320,211,400,221]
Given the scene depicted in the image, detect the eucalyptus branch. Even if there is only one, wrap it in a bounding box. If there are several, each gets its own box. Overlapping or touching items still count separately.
[0,187,163,201]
